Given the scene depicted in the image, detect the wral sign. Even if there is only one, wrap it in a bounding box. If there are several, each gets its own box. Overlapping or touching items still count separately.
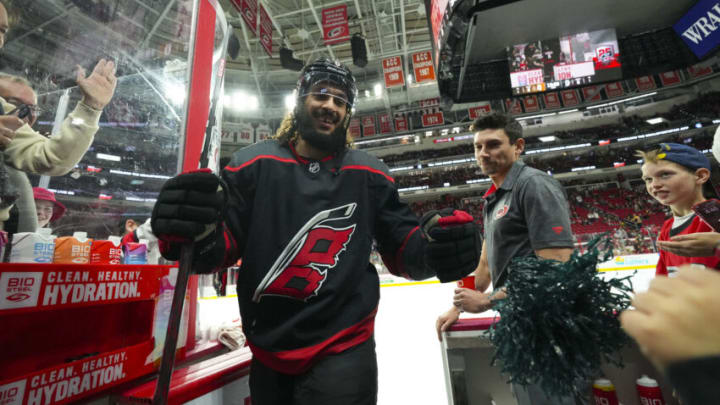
[674,0,720,58]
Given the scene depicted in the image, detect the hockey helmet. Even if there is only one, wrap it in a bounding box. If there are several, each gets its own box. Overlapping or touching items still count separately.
[295,57,357,111]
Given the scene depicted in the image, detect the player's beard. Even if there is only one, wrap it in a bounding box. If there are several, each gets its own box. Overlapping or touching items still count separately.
[295,108,348,153]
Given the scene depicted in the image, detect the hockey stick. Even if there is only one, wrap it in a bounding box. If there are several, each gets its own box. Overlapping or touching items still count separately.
[152,244,193,405]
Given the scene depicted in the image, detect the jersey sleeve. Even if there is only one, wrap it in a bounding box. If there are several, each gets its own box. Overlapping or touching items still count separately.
[519,174,575,251]
[373,172,433,280]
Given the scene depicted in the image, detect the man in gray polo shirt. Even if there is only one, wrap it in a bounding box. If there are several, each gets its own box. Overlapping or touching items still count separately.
[436,113,574,405]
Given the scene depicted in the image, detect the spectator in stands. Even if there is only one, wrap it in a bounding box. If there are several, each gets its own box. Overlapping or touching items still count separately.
[435,112,574,405]
[620,265,720,405]
[0,60,117,232]
[656,126,720,258]
[33,187,65,230]
[637,143,720,276]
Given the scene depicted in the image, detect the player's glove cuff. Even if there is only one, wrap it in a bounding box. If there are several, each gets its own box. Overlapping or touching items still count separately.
[421,209,482,282]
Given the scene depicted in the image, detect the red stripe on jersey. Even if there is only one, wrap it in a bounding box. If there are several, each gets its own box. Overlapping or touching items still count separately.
[247,307,377,375]
[382,226,419,278]
[340,165,395,183]
[225,155,299,171]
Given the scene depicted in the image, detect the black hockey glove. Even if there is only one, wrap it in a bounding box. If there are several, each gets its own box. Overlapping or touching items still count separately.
[151,169,227,261]
[421,208,482,282]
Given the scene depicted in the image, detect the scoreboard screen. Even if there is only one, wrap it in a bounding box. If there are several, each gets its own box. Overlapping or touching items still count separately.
[508,28,622,95]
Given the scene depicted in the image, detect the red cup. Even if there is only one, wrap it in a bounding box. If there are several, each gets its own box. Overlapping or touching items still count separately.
[457,275,475,289]
[592,378,619,405]
[636,375,665,405]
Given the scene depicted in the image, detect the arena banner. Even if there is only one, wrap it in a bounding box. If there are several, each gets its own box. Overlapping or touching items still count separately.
[412,51,436,83]
[238,122,253,143]
[582,85,602,102]
[322,5,350,45]
[0,340,156,405]
[468,102,491,119]
[522,95,540,112]
[378,113,393,134]
[230,0,257,35]
[394,114,408,132]
[258,4,273,56]
[419,97,440,107]
[560,89,579,106]
[421,111,444,127]
[687,63,713,78]
[0,265,168,313]
[543,92,561,109]
[361,115,376,137]
[505,98,523,114]
[673,0,720,58]
[382,56,405,88]
[659,70,682,86]
[256,123,272,142]
[605,82,624,98]
[349,118,361,138]
[635,75,656,91]
[221,130,236,144]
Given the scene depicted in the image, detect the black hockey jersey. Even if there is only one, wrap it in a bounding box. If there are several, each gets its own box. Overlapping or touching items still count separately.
[218,140,433,374]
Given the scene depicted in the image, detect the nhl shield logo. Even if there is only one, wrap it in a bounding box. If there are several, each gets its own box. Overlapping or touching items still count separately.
[309,162,320,173]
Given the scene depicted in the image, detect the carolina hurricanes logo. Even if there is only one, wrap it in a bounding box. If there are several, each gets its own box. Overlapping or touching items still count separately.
[253,203,357,302]
[495,205,509,219]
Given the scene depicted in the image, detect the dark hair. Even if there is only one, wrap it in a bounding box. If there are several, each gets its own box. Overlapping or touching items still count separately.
[470,112,522,143]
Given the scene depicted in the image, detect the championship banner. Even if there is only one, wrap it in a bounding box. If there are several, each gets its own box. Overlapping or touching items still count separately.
[659,70,681,86]
[582,85,602,102]
[321,5,350,45]
[361,115,376,137]
[258,4,272,56]
[560,89,579,106]
[0,340,155,405]
[0,265,168,313]
[230,0,257,35]
[421,111,444,127]
[605,82,624,98]
[394,114,408,132]
[522,95,539,112]
[543,92,561,109]
[256,123,271,142]
[635,75,656,92]
[412,51,436,83]
[382,56,405,88]
[468,103,491,119]
[687,64,713,78]
[378,113,392,134]
[505,98,522,114]
[349,118,361,138]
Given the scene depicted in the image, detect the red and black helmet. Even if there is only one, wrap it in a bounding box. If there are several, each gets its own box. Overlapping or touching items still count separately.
[295,57,357,111]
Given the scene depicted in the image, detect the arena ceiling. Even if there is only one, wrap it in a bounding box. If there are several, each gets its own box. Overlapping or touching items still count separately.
[0,0,703,112]
[466,0,698,63]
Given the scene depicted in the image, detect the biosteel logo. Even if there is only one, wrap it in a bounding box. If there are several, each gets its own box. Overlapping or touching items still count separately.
[0,272,43,310]
[0,380,26,405]
[6,293,30,302]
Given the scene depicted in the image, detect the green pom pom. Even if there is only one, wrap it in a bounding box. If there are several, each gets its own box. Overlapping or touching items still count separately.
[488,236,634,398]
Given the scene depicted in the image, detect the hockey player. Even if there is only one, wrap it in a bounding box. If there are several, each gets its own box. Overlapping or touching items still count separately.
[151,57,481,405]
